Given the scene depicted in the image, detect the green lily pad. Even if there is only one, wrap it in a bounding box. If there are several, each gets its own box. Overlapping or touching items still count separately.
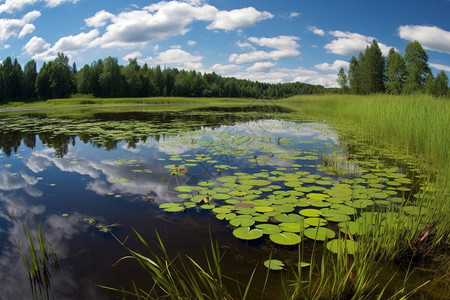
[274,213,303,223]
[304,217,327,227]
[255,224,282,235]
[299,209,323,218]
[230,217,255,227]
[264,259,284,270]
[232,227,263,240]
[304,227,335,241]
[269,232,301,245]
[326,239,358,255]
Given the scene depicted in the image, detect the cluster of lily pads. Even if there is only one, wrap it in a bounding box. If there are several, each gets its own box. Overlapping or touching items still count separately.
[159,156,428,254]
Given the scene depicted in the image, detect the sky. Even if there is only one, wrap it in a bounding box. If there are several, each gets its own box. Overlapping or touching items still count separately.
[0,0,449,87]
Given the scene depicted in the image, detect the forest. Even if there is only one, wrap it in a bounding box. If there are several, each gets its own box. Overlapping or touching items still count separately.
[337,40,449,97]
[0,54,326,103]
[0,40,448,103]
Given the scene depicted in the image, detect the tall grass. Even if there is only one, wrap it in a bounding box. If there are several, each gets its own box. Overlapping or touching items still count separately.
[281,94,450,242]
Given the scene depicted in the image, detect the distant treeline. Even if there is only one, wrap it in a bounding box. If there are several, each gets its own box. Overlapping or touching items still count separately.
[0,53,327,102]
[337,40,449,97]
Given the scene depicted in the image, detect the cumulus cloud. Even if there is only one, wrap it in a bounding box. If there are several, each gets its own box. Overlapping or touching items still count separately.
[143,48,203,70]
[122,51,142,62]
[206,7,273,31]
[246,61,275,73]
[325,30,394,56]
[53,29,99,52]
[314,60,349,71]
[84,10,115,27]
[23,36,51,56]
[187,40,196,46]
[308,26,325,36]
[0,0,39,14]
[398,25,450,54]
[44,0,79,8]
[18,23,35,38]
[229,35,300,64]
[0,10,40,42]
[208,63,240,74]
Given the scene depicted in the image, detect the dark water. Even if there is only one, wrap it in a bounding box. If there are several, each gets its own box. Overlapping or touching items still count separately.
[0,108,342,299]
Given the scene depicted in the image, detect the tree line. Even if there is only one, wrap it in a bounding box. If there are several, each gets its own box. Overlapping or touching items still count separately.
[337,40,449,97]
[0,53,327,103]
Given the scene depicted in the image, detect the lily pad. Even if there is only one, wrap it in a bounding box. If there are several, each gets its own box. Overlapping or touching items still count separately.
[264,259,284,270]
[304,227,335,241]
[232,227,263,240]
[326,239,358,255]
[269,232,301,245]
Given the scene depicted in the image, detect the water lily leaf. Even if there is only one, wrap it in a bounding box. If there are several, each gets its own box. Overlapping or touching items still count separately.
[264,259,284,270]
[304,217,327,227]
[269,232,301,245]
[230,217,255,227]
[254,206,274,213]
[214,193,231,200]
[201,204,215,210]
[299,209,323,218]
[304,227,335,241]
[174,185,195,192]
[278,222,309,232]
[274,213,303,223]
[232,227,263,240]
[256,224,282,235]
[326,239,358,255]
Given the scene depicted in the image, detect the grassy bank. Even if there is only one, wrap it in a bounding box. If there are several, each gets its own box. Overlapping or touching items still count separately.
[0,96,254,110]
[281,93,450,256]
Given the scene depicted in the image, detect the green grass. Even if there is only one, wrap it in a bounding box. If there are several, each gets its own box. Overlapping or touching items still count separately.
[0,96,254,110]
[280,93,450,288]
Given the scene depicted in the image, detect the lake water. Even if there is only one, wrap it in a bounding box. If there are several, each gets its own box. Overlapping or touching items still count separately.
[0,107,433,299]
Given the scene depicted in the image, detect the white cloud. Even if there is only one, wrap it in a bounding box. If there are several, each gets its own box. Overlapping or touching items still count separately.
[288,12,300,18]
[84,10,115,27]
[0,0,39,14]
[314,60,349,71]
[143,48,203,70]
[206,7,273,31]
[208,63,240,74]
[18,23,35,38]
[187,40,196,46]
[398,25,450,54]
[122,51,142,62]
[0,10,40,42]
[308,26,325,36]
[325,30,394,56]
[23,36,52,60]
[44,0,79,8]
[229,35,300,64]
[429,63,450,72]
[53,29,99,52]
[246,61,275,73]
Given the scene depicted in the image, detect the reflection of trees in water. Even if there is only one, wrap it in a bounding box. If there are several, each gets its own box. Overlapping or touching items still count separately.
[0,107,291,157]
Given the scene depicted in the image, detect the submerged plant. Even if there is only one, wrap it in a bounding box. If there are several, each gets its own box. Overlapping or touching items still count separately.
[17,222,59,300]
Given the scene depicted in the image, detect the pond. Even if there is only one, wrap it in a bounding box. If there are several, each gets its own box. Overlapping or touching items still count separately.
[0,106,436,299]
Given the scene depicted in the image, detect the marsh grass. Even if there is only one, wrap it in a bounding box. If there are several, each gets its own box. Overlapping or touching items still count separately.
[17,222,59,300]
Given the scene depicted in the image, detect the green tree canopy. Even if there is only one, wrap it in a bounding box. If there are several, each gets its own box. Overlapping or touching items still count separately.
[403,41,431,94]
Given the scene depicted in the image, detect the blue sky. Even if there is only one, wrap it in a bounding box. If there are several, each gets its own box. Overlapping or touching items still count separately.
[0,0,449,87]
